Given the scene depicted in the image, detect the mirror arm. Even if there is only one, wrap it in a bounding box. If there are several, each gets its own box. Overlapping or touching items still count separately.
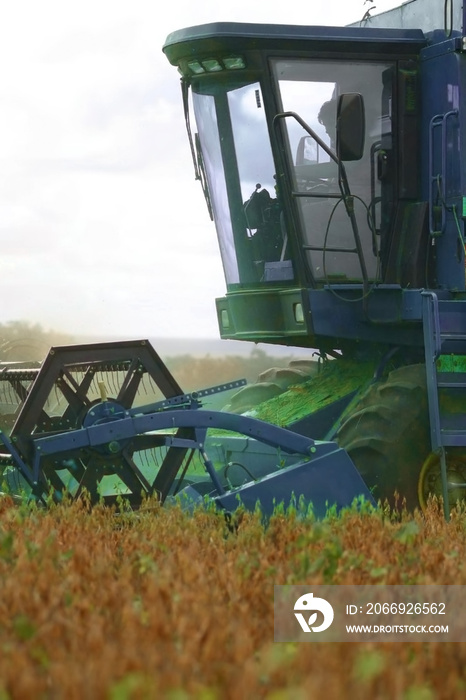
[273,111,340,166]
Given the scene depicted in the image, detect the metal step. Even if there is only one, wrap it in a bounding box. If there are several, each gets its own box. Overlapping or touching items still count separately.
[437,372,466,388]
[437,299,466,339]
[437,339,466,356]
[438,431,466,447]
[440,414,466,430]
[438,413,466,447]
[438,331,466,339]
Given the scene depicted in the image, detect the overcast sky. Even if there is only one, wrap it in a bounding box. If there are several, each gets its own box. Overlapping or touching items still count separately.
[0,0,402,340]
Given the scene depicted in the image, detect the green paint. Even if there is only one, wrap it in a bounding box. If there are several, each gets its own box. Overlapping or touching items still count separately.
[438,354,466,372]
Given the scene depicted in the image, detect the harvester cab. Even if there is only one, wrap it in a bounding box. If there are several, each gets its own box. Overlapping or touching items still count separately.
[163,0,466,515]
[163,3,466,347]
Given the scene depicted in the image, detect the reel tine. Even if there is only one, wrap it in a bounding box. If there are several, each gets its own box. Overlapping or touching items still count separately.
[112,369,120,399]
[111,370,119,397]
[97,373,103,399]
[107,371,114,397]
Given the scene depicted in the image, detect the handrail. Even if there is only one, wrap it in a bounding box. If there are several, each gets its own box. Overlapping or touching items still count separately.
[422,290,442,358]
[429,110,459,235]
[272,111,369,287]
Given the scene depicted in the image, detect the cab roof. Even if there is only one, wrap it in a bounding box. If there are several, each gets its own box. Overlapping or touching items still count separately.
[163,22,427,64]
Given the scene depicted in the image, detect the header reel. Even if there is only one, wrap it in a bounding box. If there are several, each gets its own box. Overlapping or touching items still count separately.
[0,340,241,507]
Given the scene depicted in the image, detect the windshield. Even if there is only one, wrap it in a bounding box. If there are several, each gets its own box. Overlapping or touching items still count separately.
[273,58,394,282]
[192,92,239,283]
[193,81,293,286]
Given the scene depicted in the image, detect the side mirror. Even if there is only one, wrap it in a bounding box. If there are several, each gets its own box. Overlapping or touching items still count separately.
[337,93,365,161]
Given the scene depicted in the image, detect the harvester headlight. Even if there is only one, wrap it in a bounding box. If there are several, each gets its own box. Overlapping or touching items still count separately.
[187,56,245,76]
[221,309,230,329]
[201,59,223,72]
[187,60,205,75]
[293,303,304,324]
[223,56,245,70]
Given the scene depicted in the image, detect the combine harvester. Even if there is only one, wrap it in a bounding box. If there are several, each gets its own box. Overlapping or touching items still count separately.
[1,0,466,517]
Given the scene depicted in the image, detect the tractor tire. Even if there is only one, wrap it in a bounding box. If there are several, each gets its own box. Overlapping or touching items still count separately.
[336,364,431,510]
[225,361,319,414]
[225,382,283,414]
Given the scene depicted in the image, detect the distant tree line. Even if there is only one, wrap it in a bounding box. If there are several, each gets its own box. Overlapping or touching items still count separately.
[164,347,295,392]
[0,321,299,392]
[0,321,75,362]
